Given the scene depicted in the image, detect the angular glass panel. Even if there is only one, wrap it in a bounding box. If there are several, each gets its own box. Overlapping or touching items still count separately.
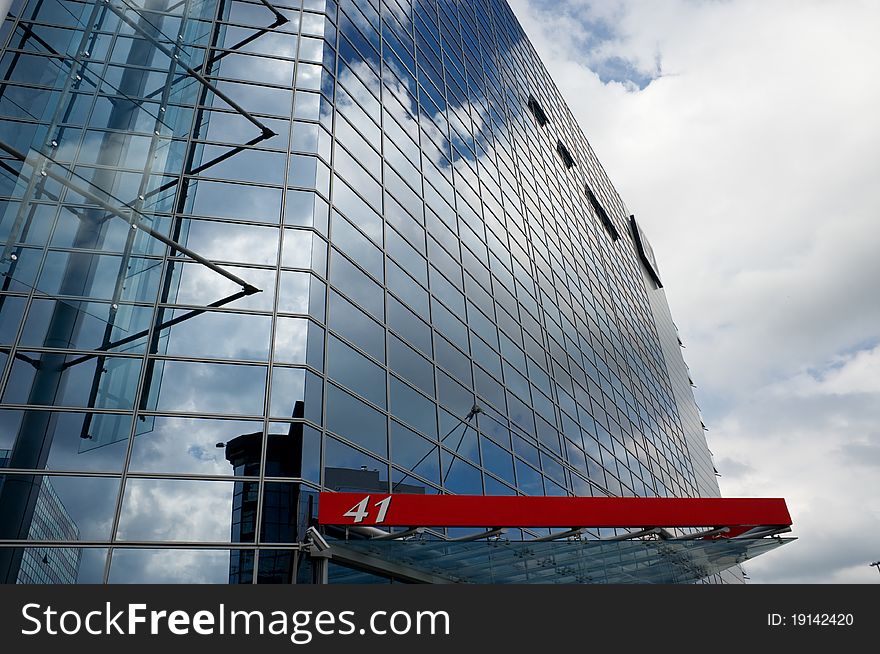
[257,547,301,585]
[182,219,279,266]
[480,435,515,485]
[281,228,327,274]
[212,52,295,86]
[331,176,382,244]
[261,482,307,543]
[516,458,544,496]
[330,210,383,280]
[390,421,440,485]
[278,270,325,320]
[284,189,329,232]
[388,334,434,396]
[440,453,482,495]
[171,262,276,312]
[386,260,428,316]
[194,145,287,186]
[210,80,292,117]
[0,296,25,346]
[387,295,431,357]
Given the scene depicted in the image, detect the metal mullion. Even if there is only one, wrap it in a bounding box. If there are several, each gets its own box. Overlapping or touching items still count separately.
[254,0,313,582]
[0,469,124,478]
[155,300,273,317]
[0,539,263,548]
[122,471,261,482]
[0,404,136,417]
[14,346,143,360]
[130,409,320,432]
[143,352,272,366]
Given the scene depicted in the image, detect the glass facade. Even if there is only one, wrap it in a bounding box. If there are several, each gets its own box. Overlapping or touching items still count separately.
[0,0,727,583]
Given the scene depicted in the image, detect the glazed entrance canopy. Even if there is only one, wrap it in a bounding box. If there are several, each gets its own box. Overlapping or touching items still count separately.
[316,493,794,583]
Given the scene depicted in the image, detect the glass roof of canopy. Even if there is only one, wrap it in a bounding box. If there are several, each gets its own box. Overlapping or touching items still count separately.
[325,537,794,584]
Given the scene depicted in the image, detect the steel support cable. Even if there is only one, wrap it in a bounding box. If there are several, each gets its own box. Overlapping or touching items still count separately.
[390,405,481,492]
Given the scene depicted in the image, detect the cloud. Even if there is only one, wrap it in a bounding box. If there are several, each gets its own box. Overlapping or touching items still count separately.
[509,0,880,583]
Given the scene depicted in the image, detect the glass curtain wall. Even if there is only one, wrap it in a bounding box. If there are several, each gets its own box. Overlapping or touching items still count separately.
[0,0,720,584]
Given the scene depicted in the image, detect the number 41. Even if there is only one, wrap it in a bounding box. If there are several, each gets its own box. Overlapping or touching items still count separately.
[343,495,392,523]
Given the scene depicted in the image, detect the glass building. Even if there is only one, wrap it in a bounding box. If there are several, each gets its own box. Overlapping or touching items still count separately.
[0,0,754,583]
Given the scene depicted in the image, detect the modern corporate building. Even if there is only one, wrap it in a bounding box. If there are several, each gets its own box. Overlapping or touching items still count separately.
[0,0,791,584]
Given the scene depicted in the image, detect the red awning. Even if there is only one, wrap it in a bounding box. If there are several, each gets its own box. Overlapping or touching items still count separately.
[318,493,792,540]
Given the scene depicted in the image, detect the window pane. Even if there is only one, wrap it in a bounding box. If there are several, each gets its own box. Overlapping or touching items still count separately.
[269,368,322,423]
[440,454,482,495]
[14,547,107,584]
[388,334,434,395]
[324,436,388,491]
[325,384,387,457]
[329,251,384,320]
[0,474,119,541]
[326,335,386,408]
[331,210,383,281]
[328,290,384,361]
[0,409,130,472]
[389,376,436,439]
[185,180,282,223]
[163,310,271,361]
[109,549,246,584]
[273,316,324,369]
[148,361,266,416]
[128,416,265,476]
[117,478,252,543]
[390,420,439,483]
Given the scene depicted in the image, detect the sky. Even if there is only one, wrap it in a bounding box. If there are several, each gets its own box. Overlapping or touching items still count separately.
[507,0,880,582]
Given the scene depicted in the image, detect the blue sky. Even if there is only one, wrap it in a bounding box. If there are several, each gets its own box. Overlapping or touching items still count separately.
[509,0,880,583]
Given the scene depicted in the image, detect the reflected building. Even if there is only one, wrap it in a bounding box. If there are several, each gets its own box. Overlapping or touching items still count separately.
[1,450,81,583]
[0,0,735,583]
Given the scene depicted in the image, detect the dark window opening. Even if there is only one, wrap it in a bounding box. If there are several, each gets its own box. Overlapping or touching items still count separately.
[585,186,619,241]
[556,141,575,169]
[527,95,549,127]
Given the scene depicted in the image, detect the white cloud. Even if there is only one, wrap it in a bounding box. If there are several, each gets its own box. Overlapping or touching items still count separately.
[773,344,880,397]
[509,0,880,583]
